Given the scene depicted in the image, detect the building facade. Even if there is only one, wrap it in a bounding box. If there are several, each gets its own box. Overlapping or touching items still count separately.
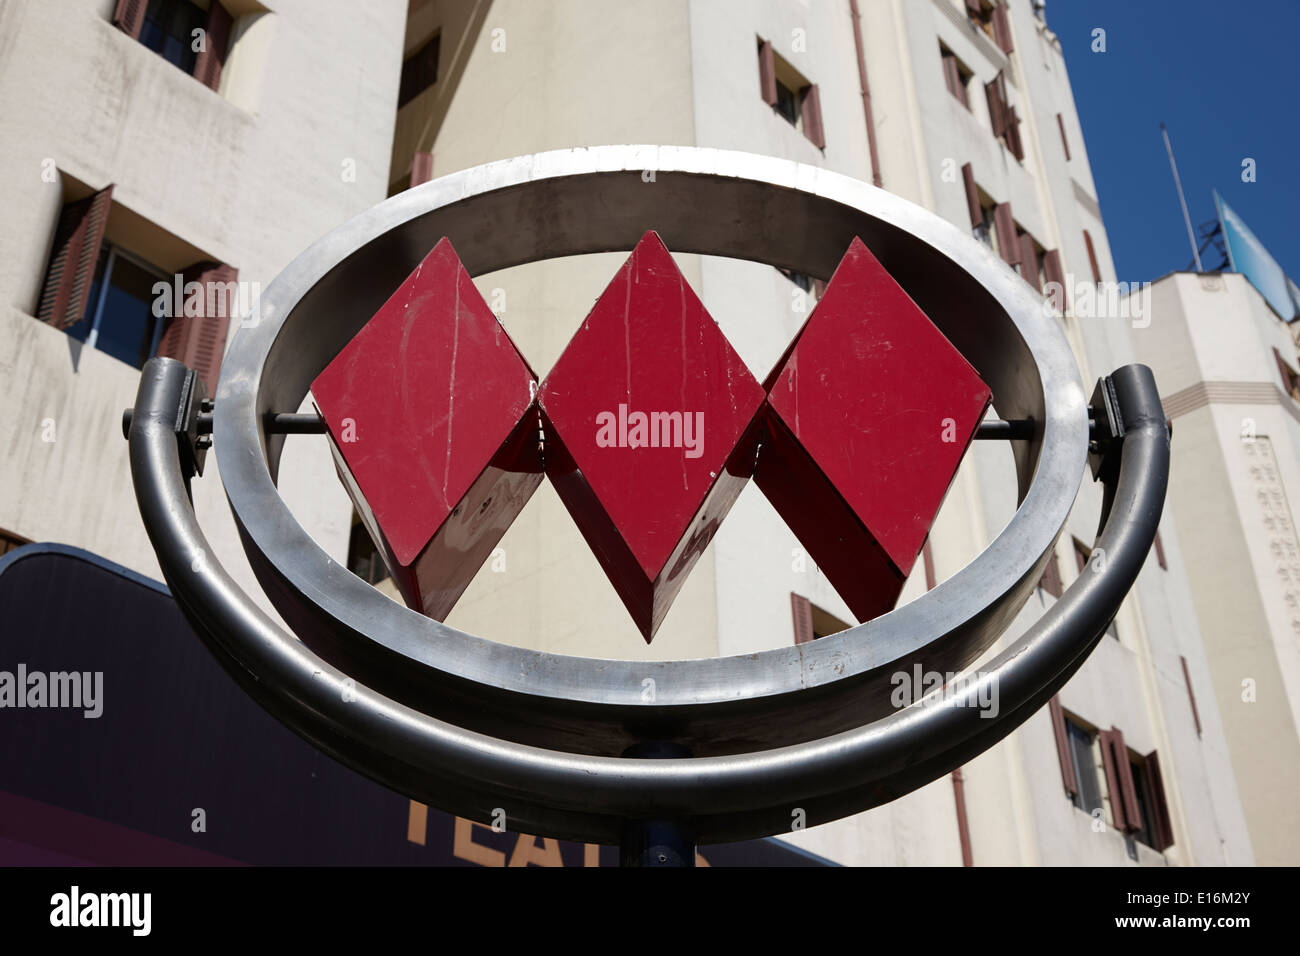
[1129,270,1300,866]
[0,0,1264,865]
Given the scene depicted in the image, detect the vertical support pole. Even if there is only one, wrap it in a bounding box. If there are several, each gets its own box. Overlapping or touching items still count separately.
[619,742,695,867]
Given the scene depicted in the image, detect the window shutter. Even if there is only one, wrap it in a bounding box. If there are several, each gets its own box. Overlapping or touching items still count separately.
[993,203,1019,265]
[1098,728,1128,831]
[1043,249,1066,312]
[992,3,1014,55]
[985,76,1007,138]
[758,41,777,106]
[111,0,147,39]
[1074,538,1089,573]
[1083,229,1102,282]
[1038,549,1061,598]
[812,278,827,299]
[922,540,936,591]
[410,151,434,187]
[790,593,815,645]
[1020,234,1040,292]
[961,163,982,229]
[1145,751,1175,851]
[1180,655,1202,736]
[1048,696,1078,797]
[1101,728,1141,833]
[1153,529,1167,570]
[37,185,114,330]
[157,261,237,392]
[1056,113,1071,160]
[801,84,826,149]
[193,2,233,92]
[1004,105,1024,160]
[1273,347,1297,394]
[965,0,982,15]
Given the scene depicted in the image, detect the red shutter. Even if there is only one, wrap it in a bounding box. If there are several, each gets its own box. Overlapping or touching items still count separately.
[1038,550,1061,598]
[1145,751,1175,851]
[1043,249,1065,312]
[992,3,1014,55]
[985,76,1007,137]
[1005,105,1024,160]
[1020,234,1040,292]
[157,262,237,392]
[1083,229,1102,282]
[812,278,827,299]
[943,55,969,109]
[193,2,233,91]
[1074,538,1089,573]
[1102,728,1141,834]
[37,185,114,330]
[965,0,982,15]
[1056,113,1071,160]
[801,84,825,149]
[758,41,777,106]
[1180,655,1202,736]
[993,203,1019,265]
[961,163,982,229]
[1098,728,1128,831]
[790,593,815,645]
[1153,530,1167,570]
[112,0,147,39]
[1048,696,1078,798]
[410,151,434,187]
[922,540,936,591]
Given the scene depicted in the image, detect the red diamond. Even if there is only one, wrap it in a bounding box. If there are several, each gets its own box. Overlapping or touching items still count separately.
[756,237,992,621]
[311,238,541,619]
[538,232,765,642]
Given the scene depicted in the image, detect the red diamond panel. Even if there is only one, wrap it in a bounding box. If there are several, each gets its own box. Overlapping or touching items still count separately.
[756,237,992,622]
[311,237,541,620]
[538,231,765,642]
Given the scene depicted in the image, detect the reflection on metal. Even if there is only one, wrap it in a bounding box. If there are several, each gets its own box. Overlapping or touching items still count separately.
[125,146,1167,857]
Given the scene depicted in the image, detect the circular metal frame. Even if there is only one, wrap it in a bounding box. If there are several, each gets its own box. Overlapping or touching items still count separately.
[214,146,1088,759]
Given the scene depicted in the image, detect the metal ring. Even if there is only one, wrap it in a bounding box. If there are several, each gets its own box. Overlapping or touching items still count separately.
[214,146,1088,759]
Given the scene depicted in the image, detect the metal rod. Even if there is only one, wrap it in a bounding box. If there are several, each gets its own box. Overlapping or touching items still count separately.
[1161,122,1203,273]
[619,743,695,867]
[123,407,1036,442]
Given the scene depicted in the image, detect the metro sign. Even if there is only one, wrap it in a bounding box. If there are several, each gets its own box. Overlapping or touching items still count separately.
[311,230,990,642]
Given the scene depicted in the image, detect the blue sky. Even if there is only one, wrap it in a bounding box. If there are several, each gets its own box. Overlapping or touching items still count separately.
[1047,0,1299,285]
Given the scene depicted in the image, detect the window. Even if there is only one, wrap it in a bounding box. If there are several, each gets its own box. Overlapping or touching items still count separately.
[1274,347,1300,401]
[965,0,1015,55]
[777,267,813,294]
[1073,538,1118,637]
[65,244,169,370]
[348,515,391,586]
[1016,229,1046,293]
[758,39,825,149]
[1082,229,1102,283]
[0,528,32,557]
[940,45,972,110]
[399,33,440,108]
[1050,704,1173,851]
[1056,112,1072,161]
[111,0,233,91]
[1066,718,1104,815]
[790,593,850,644]
[36,179,237,390]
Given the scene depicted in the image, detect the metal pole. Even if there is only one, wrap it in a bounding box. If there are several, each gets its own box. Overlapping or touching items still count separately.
[1161,123,1203,273]
[619,743,695,867]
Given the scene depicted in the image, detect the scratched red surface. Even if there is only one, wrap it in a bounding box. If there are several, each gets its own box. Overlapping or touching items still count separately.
[311,237,540,618]
[757,236,991,620]
[538,231,765,640]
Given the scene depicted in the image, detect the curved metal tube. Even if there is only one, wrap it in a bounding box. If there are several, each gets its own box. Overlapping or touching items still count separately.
[128,358,1167,845]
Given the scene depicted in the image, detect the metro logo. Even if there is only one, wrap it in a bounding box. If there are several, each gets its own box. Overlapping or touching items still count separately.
[316,232,990,643]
